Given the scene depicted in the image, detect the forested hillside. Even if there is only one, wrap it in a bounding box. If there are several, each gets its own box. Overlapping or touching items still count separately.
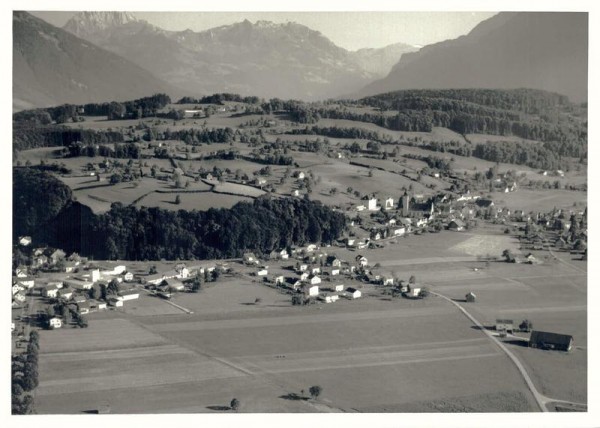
[14,168,346,260]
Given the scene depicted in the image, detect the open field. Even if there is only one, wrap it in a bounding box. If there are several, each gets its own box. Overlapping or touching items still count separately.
[135,191,252,211]
[33,236,586,414]
[33,272,542,413]
[492,189,587,212]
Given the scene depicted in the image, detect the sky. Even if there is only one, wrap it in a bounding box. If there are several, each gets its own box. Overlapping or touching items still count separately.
[29,11,497,50]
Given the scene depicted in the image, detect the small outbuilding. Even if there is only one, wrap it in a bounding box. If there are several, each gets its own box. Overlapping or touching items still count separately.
[495,319,515,333]
[465,292,476,302]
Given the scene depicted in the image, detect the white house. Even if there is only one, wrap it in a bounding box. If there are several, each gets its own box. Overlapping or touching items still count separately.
[331,269,340,276]
[305,244,318,253]
[274,275,285,285]
[119,290,140,301]
[383,277,394,286]
[308,275,321,285]
[243,252,259,265]
[356,255,368,267]
[384,198,394,210]
[164,278,185,292]
[15,267,28,278]
[43,285,59,298]
[393,227,406,236]
[108,297,123,307]
[12,284,22,295]
[257,269,268,276]
[368,198,378,211]
[14,293,27,303]
[292,189,300,197]
[346,287,362,299]
[123,272,134,282]
[356,205,366,212]
[334,284,344,292]
[346,238,356,247]
[311,267,320,274]
[48,317,62,329]
[294,171,306,180]
[297,264,308,272]
[300,272,309,281]
[407,286,422,298]
[58,289,73,300]
[305,285,319,297]
[19,236,32,246]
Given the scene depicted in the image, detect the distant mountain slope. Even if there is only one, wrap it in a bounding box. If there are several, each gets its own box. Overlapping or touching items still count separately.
[63,13,413,101]
[13,11,181,110]
[357,12,588,103]
[350,42,418,76]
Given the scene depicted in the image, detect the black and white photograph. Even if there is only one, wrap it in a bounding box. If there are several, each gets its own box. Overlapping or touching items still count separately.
[5,0,598,426]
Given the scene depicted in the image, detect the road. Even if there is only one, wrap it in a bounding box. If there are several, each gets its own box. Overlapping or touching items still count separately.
[428,290,588,412]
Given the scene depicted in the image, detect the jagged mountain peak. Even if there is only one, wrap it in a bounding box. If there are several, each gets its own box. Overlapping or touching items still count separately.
[64,11,138,36]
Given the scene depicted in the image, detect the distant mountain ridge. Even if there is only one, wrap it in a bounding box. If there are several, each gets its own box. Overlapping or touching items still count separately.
[357,12,588,103]
[13,11,181,111]
[62,13,417,100]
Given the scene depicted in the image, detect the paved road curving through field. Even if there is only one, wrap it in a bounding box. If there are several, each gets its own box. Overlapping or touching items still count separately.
[429,290,548,412]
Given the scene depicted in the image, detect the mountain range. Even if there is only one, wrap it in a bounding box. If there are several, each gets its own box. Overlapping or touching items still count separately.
[357,12,588,103]
[14,11,588,110]
[62,12,417,101]
[13,11,181,111]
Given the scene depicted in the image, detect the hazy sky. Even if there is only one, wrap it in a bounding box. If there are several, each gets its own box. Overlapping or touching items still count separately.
[29,11,497,50]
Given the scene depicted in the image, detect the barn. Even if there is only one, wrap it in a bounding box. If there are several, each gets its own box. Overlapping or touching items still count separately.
[529,330,574,351]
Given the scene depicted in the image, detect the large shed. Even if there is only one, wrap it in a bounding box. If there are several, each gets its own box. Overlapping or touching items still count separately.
[529,330,573,351]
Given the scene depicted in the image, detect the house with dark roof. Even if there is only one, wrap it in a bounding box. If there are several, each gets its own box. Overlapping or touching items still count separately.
[529,330,573,352]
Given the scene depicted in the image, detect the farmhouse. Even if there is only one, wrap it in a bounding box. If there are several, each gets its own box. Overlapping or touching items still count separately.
[346,287,361,299]
[50,249,66,265]
[78,301,91,315]
[330,268,340,276]
[305,285,319,297]
[163,278,185,292]
[319,295,339,303]
[393,227,406,236]
[384,197,394,210]
[383,277,394,286]
[529,330,573,352]
[356,204,366,212]
[122,271,134,282]
[14,293,27,303]
[273,275,285,285]
[257,269,268,276]
[58,289,73,300]
[15,266,28,278]
[300,272,309,281]
[243,252,259,265]
[294,171,305,180]
[368,198,378,211]
[119,289,140,301]
[334,284,344,292]
[19,236,32,246]
[465,292,477,302]
[496,319,515,333]
[48,317,62,329]
[297,263,308,272]
[311,267,321,274]
[17,278,35,289]
[308,275,322,285]
[108,297,123,307]
[327,256,342,267]
[406,285,422,298]
[448,219,465,232]
[89,300,107,311]
[42,284,59,298]
[64,279,93,290]
[356,255,368,267]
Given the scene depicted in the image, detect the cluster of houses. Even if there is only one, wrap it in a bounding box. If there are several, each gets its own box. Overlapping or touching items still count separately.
[244,247,365,303]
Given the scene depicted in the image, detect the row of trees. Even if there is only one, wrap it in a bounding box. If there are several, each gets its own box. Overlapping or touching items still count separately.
[12,331,39,414]
[13,126,124,152]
